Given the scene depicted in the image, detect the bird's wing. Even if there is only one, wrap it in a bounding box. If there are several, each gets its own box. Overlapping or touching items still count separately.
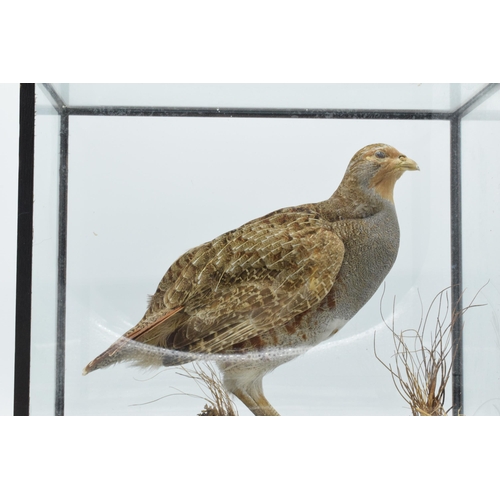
[84,209,346,375]
[135,209,345,354]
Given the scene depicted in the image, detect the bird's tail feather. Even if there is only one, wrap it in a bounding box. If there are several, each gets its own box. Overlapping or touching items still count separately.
[82,306,184,375]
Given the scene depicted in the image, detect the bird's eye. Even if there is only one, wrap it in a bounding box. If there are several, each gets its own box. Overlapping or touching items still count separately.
[375,151,387,159]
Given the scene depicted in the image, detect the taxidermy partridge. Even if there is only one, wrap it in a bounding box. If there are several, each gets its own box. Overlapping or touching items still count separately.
[83,143,418,416]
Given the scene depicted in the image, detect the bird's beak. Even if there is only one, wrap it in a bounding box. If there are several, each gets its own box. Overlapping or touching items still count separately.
[394,155,419,171]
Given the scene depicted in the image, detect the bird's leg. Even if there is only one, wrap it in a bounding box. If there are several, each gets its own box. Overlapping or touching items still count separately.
[232,388,280,416]
[251,393,280,416]
[232,378,280,416]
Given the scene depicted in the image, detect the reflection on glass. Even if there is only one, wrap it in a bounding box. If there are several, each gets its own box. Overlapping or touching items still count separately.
[31,87,60,414]
[462,90,500,415]
[52,83,486,111]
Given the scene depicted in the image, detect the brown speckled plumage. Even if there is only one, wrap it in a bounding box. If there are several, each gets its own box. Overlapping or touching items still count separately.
[83,143,418,415]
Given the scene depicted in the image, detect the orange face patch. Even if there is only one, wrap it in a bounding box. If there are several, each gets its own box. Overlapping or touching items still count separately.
[369,163,403,202]
[367,145,409,203]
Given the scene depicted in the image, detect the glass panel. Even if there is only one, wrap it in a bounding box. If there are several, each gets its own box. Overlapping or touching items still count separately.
[31,85,60,414]
[52,83,486,112]
[462,89,500,415]
[58,114,450,415]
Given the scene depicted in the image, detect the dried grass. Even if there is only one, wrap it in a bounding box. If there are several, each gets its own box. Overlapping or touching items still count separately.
[374,286,484,416]
[177,362,238,416]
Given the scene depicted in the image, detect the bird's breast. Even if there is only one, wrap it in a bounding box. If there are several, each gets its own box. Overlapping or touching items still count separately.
[330,207,400,320]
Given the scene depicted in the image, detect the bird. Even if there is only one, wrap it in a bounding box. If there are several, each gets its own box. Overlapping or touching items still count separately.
[83,143,419,416]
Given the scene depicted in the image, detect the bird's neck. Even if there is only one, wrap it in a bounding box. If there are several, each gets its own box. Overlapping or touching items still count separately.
[318,180,393,222]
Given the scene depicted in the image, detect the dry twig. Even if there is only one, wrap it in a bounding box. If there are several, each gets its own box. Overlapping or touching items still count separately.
[374,286,484,416]
[176,362,238,416]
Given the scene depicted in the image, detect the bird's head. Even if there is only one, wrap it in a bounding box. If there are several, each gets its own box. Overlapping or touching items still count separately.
[344,143,419,203]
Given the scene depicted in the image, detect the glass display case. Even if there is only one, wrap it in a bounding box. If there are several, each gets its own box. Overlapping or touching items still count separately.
[14,83,500,415]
